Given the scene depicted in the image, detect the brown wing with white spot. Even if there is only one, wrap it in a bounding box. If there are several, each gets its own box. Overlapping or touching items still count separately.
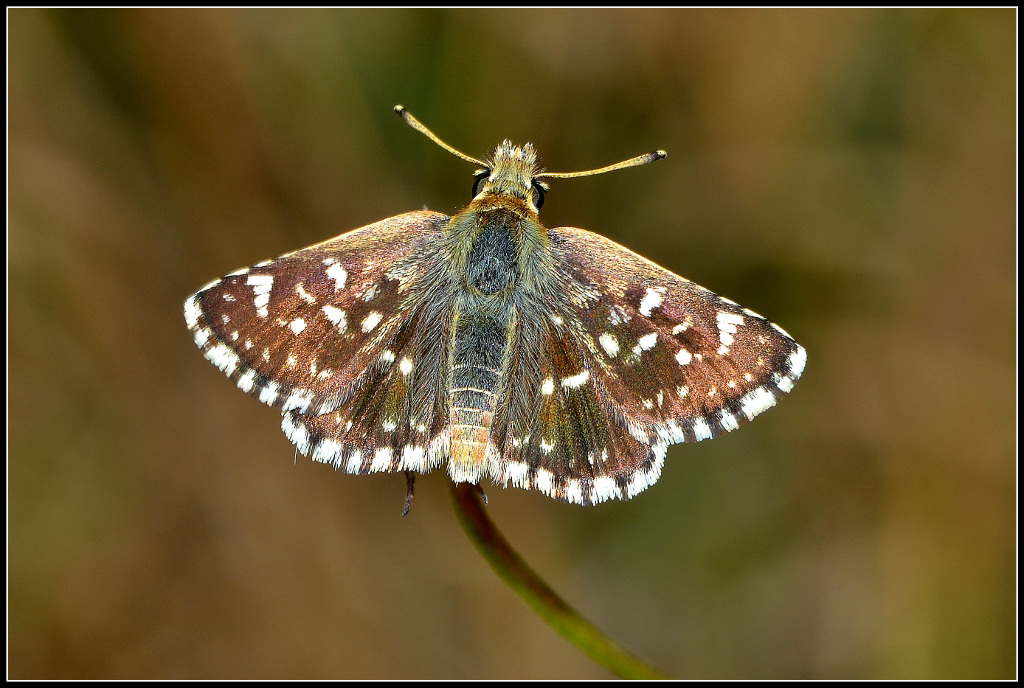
[545,225,806,449]
[279,295,456,476]
[184,211,450,417]
[489,311,664,505]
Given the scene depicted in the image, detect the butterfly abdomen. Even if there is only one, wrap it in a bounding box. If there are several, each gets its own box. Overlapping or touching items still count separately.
[449,313,508,482]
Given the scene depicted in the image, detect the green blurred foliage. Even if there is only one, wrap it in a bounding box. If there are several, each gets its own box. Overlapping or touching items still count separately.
[8,8,1015,679]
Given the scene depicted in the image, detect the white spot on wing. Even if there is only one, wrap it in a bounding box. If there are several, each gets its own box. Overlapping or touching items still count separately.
[639,287,665,317]
[258,381,280,405]
[633,332,658,355]
[237,369,257,393]
[313,439,343,466]
[599,333,619,357]
[692,418,713,441]
[192,327,212,348]
[561,370,589,389]
[789,345,807,378]
[247,274,274,318]
[776,374,794,393]
[716,312,744,353]
[206,344,240,375]
[503,461,530,486]
[535,468,554,493]
[592,476,619,503]
[326,263,347,290]
[345,451,363,473]
[740,386,777,420]
[289,318,306,334]
[282,414,310,454]
[718,312,745,326]
[321,305,346,332]
[361,311,382,332]
[184,296,202,328]
[400,445,426,470]
[295,282,317,304]
[282,390,312,413]
[608,305,630,325]
[370,447,393,472]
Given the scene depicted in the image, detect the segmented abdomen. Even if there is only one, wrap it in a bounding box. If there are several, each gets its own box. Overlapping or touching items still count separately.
[448,314,507,482]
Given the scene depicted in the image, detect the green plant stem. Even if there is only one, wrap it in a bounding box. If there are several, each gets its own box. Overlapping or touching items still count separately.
[448,482,667,680]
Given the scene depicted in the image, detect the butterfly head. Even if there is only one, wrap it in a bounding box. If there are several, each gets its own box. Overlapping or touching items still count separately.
[472,140,549,214]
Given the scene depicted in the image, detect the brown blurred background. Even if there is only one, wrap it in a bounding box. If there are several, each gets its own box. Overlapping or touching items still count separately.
[8,8,1015,679]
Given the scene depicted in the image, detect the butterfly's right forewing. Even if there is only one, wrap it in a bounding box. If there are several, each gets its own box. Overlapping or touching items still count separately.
[185,210,450,418]
[547,225,805,444]
[490,225,806,505]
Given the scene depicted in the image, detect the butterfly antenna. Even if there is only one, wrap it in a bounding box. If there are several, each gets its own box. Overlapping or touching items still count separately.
[538,150,667,179]
[395,105,488,167]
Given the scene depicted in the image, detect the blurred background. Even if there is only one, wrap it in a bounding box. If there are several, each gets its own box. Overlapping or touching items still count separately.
[8,8,1015,679]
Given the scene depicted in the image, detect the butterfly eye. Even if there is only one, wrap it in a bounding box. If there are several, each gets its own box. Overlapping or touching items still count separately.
[531,182,546,211]
[472,171,490,197]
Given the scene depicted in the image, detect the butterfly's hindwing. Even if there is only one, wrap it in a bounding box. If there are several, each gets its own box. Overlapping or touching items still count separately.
[279,249,463,476]
[185,211,449,417]
[492,313,663,505]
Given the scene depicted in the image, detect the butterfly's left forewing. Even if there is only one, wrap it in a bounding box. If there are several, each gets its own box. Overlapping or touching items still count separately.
[491,226,806,504]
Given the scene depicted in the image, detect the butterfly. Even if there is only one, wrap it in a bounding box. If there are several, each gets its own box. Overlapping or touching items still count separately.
[184,105,806,512]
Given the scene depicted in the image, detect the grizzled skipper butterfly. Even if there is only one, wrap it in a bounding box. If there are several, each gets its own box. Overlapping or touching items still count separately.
[185,106,806,512]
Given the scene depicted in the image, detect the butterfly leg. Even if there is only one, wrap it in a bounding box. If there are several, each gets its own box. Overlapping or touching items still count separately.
[473,482,488,505]
[401,471,416,517]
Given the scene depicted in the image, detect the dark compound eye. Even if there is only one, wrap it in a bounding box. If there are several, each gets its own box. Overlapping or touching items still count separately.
[472,170,490,197]
[531,182,546,211]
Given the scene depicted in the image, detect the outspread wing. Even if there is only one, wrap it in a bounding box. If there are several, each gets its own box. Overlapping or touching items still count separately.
[184,210,450,418]
[487,226,806,505]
